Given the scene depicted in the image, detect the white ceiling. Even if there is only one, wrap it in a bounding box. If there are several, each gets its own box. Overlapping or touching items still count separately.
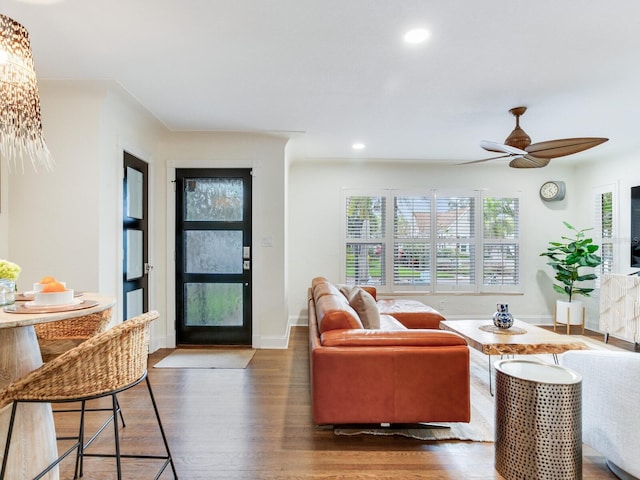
[3,0,640,165]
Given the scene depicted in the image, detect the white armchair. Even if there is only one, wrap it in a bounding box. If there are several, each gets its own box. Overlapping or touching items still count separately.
[560,350,640,480]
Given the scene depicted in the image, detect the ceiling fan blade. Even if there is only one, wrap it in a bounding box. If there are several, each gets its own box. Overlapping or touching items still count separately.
[480,140,528,155]
[525,137,608,159]
[509,155,551,168]
[457,154,515,165]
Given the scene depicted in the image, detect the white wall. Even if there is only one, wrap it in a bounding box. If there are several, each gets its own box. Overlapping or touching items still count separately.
[3,77,631,347]
[4,80,167,341]
[7,81,105,295]
[3,82,293,350]
[287,158,611,329]
[0,153,9,259]
[162,132,290,348]
[573,151,640,328]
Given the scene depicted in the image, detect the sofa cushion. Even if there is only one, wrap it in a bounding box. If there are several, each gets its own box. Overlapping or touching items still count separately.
[312,281,342,304]
[320,329,468,347]
[336,284,355,299]
[315,294,363,333]
[348,287,381,329]
[311,276,328,288]
[378,314,408,331]
[376,299,445,329]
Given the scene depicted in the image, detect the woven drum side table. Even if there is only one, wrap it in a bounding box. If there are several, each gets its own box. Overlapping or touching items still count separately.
[494,359,582,480]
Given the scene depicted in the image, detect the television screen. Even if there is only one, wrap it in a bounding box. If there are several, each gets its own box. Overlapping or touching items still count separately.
[632,186,640,267]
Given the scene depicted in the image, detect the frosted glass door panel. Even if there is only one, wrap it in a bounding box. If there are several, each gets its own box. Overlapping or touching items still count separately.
[184,283,243,326]
[126,229,143,280]
[126,166,143,219]
[185,178,243,221]
[185,231,243,274]
[126,289,143,319]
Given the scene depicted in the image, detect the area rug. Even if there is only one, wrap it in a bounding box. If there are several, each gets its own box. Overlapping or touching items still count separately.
[153,348,256,369]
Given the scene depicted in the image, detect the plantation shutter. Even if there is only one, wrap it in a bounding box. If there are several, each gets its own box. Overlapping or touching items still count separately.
[434,194,475,292]
[345,194,386,285]
[593,186,614,287]
[393,195,431,287]
[482,195,521,291]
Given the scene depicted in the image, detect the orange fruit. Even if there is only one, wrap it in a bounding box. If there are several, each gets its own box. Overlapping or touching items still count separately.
[39,276,57,284]
[42,281,66,292]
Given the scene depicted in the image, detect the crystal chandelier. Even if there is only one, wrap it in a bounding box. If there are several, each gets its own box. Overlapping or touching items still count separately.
[0,14,53,172]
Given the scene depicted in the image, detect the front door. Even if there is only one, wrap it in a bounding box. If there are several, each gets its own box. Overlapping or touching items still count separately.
[175,168,252,345]
[123,152,150,319]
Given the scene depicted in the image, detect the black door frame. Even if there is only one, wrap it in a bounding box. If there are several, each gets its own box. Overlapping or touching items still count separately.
[174,168,252,345]
[123,151,149,319]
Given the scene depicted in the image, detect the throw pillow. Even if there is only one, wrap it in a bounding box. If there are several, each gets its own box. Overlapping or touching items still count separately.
[337,284,354,299]
[348,287,380,329]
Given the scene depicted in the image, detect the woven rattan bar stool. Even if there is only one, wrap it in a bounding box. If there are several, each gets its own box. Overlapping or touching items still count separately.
[34,309,113,362]
[0,310,178,480]
[35,308,127,445]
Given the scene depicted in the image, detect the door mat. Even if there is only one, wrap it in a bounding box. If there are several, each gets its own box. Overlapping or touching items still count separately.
[153,348,256,369]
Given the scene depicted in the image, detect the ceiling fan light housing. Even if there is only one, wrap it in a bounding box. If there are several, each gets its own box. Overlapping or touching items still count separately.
[509,156,550,168]
[504,126,531,151]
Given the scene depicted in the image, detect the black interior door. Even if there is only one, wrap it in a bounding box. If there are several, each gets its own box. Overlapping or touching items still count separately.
[123,152,149,319]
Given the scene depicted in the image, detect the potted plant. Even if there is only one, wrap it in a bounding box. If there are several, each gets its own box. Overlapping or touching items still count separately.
[540,221,602,329]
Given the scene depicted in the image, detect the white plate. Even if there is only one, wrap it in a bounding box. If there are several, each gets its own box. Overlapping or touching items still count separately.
[25,298,83,308]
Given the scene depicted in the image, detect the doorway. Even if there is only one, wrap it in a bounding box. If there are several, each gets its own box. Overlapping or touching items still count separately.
[175,168,252,345]
[123,152,150,320]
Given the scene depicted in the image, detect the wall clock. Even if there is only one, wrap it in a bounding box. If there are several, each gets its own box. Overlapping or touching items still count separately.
[539,180,566,202]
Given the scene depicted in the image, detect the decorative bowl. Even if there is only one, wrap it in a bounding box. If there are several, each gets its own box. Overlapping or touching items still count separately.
[33,289,74,306]
[33,281,66,293]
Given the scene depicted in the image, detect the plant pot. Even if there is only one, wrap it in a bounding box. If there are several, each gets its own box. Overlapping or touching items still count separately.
[555,300,584,326]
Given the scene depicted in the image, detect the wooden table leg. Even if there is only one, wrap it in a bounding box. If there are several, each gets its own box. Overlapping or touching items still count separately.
[0,326,59,480]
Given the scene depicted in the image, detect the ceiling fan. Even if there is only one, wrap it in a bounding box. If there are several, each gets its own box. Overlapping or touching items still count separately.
[461,106,608,168]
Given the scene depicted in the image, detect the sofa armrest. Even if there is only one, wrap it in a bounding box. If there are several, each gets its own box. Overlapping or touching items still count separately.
[320,329,467,347]
[560,350,640,478]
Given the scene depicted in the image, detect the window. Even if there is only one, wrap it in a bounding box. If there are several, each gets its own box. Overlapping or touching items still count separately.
[343,189,521,293]
[435,193,476,292]
[394,195,430,287]
[482,196,520,290]
[345,195,385,285]
[593,184,616,284]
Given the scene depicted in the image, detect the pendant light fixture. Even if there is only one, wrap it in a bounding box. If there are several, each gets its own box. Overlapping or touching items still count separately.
[0,14,53,172]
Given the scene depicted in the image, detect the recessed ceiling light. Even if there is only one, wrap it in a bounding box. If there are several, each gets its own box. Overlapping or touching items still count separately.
[404,28,430,44]
[352,143,365,150]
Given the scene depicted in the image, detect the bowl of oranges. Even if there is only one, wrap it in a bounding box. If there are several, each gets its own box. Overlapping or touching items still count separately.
[33,276,74,306]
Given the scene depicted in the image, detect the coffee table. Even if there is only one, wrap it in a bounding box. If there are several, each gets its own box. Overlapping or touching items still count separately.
[439,319,589,394]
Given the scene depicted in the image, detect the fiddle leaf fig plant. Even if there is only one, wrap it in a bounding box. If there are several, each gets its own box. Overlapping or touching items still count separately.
[540,221,602,302]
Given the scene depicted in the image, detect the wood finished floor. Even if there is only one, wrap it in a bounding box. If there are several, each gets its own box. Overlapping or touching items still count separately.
[51,326,630,479]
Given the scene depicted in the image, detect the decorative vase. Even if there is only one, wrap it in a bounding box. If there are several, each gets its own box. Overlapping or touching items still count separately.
[0,278,16,306]
[493,303,514,329]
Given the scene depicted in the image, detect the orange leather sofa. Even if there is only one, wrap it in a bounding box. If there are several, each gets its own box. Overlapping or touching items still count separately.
[308,277,471,426]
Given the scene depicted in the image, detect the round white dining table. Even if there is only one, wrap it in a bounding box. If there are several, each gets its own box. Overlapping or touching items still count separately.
[0,292,116,480]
